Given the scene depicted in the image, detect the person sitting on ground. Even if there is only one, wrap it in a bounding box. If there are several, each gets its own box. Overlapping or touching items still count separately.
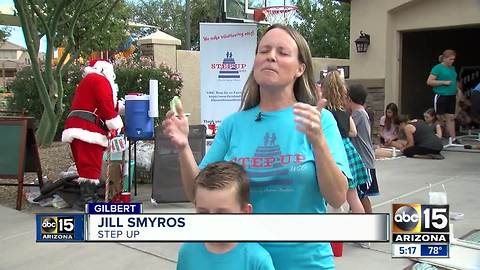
[424,108,442,138]
[177,161,275,270]
[394,115,444,159]
[379,102,399,146]
[471,82,480,126]
[456,100,473,130]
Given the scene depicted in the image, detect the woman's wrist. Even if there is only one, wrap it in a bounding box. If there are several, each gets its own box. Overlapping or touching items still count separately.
[312,135,328,152]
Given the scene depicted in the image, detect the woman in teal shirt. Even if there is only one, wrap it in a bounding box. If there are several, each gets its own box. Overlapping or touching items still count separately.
[163,24,350,269]
[426,49,458,142]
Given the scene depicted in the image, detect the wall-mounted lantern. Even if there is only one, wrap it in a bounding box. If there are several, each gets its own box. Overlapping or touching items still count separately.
[354,31,370,53]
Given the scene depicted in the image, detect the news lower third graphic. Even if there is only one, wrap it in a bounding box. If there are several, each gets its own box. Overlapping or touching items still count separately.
[36,203,389,242]
[392,204,450,258]
[36,214,85,242]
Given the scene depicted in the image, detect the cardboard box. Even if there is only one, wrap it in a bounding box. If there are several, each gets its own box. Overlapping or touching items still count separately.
[101,160,124,199]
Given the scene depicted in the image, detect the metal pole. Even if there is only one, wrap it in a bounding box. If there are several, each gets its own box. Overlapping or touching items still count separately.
[185,0,191,50]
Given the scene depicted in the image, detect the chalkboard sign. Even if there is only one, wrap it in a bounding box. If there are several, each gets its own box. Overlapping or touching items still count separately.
[0,116,43,210]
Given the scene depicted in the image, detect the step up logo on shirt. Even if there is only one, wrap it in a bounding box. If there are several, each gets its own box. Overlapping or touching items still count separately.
[211,51,247,80]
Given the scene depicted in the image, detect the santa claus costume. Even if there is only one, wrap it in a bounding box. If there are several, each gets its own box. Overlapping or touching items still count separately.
[62,60,123,207]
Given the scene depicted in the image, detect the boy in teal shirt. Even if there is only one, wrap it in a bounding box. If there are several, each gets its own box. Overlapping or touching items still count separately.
[176,162,275,270]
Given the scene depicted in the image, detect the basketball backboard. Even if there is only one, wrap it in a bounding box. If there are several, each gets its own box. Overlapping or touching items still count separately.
[222,0,291,23]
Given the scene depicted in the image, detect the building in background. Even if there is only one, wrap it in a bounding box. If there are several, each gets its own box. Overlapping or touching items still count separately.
[0,40,45,89]
[348,0,480,119]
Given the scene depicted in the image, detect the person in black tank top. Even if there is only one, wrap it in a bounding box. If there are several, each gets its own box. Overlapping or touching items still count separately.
[395,115,444,159]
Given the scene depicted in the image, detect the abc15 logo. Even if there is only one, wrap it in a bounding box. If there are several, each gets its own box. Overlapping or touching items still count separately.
[41,216,75,234]
[392,204,449,233]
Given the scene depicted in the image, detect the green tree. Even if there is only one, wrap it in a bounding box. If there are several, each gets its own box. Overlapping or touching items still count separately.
[128,0,186,46]
[128,0,219,50]
[189,0,219,50]
[14,0,131,146]
[294,0,350,58]
[0,27,11,41]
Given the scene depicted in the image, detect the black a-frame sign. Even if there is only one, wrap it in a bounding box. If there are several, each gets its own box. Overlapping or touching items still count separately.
[0,116,43,210]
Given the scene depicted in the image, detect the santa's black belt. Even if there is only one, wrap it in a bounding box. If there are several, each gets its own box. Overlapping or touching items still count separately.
[67,110,109,132]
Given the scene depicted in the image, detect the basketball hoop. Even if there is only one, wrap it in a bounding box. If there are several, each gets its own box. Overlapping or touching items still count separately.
[254,5,298,25]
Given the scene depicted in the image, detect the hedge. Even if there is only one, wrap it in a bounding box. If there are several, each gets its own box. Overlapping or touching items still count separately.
[7,57,183,139]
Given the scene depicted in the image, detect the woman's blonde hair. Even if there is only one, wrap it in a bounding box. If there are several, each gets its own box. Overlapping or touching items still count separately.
[321,70,347,111]
[239,24,317,111]
[438,49,456,63]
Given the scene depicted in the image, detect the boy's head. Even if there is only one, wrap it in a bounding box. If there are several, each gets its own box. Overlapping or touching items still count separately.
[347,84,368,106]
[194,161,252,214]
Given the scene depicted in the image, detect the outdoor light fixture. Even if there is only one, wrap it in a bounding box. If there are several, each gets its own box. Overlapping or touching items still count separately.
[354,31,370,53]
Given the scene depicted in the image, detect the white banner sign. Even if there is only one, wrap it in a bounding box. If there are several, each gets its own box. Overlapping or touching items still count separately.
[86,214,389,241]
[200,23,257,129]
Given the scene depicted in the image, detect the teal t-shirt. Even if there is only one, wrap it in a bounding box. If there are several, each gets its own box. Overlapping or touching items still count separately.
[199,106,351,270]
[430,63,457,96]
[176,242,275,270]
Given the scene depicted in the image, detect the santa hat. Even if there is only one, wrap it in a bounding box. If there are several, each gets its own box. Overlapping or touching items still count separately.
[83,59,118,104]
[84,59,116,81]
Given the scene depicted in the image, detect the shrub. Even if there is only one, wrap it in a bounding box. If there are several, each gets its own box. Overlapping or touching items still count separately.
[7,57,183,138]
[6,64,83,139]
[114,56,183,121]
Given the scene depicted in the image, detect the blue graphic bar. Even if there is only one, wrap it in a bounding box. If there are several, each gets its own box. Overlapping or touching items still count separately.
[218,75,240,78]
[36,214,85,242]
[420,244,449,257]
[87,203,142,214]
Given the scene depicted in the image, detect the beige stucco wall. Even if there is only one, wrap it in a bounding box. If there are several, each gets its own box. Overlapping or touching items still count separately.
[350,0,480,106]
[311,58,350,81]
[154,44,178,69]
[176,50,201,124]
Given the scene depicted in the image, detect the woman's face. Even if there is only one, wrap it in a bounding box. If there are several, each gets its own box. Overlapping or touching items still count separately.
[253,28,305,89]
[386,109,394,118]
[443,55,455,66]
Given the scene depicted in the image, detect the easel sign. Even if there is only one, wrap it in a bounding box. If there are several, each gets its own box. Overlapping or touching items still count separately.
[0,116,43,210]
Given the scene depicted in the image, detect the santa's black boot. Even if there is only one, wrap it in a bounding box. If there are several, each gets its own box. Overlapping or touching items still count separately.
[74,181,100,211]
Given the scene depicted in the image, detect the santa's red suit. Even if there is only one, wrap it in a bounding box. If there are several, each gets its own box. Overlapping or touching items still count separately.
[62,60,123,185]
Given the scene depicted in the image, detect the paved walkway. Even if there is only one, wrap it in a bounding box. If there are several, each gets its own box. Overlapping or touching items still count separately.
[1,151,479,269]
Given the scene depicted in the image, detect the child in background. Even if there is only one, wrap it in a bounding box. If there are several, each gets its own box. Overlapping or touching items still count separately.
[424,108,443,138]
[456,100,473,129]
[395,115,444,159]
[176,161,275,270]
[345,84,379,216]
[379,103,399,146]
[320,70,367,214]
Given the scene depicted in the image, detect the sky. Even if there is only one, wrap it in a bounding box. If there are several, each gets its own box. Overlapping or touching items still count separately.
[0,0,47,51]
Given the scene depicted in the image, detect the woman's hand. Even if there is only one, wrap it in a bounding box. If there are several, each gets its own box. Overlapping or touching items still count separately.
[293,92,328,148]
[162,101,189,150]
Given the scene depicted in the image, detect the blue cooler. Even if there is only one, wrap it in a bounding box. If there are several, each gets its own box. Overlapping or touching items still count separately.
[125,94,154,139]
